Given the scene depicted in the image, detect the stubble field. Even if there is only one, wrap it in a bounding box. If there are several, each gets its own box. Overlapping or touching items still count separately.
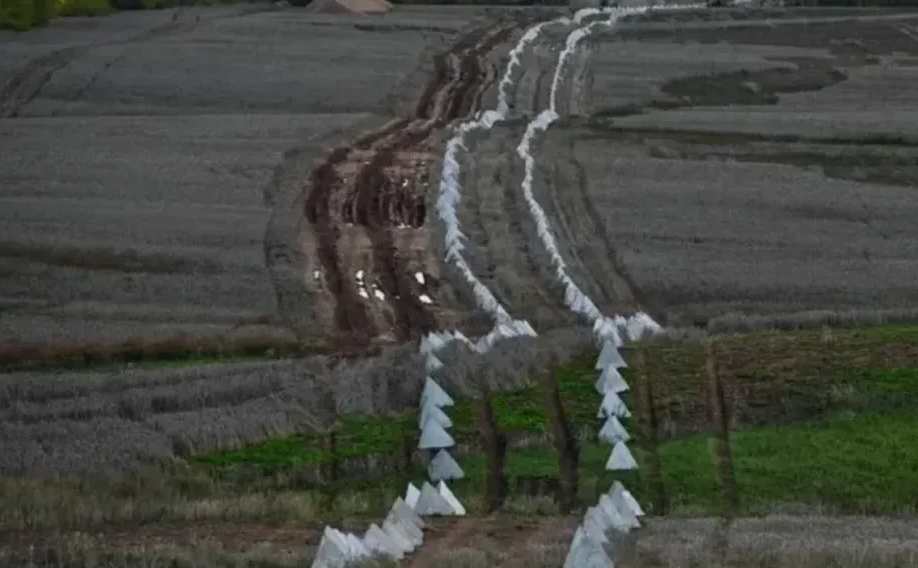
[3,4,918,567]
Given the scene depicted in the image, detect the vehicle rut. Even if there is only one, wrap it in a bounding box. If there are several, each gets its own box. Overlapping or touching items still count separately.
[304,20,525,344]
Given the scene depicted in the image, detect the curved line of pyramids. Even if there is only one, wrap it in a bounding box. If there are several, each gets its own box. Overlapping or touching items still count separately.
[525,5,706,565]
[309,17,565,568]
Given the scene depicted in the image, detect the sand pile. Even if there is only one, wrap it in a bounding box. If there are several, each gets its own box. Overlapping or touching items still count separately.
[307,0,391,15]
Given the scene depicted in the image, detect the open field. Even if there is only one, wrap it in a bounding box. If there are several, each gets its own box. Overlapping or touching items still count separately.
[3,324,918,565]
[4,3,918,567]
[0,4,496,351]
[452,7,918,330]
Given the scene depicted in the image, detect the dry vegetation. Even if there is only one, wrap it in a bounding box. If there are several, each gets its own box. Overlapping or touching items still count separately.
[446,9,918,330]
[0,327,591,477]
[4,6,918,568]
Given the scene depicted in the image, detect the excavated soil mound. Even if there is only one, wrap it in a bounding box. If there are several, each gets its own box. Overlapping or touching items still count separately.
[307,0,391,15]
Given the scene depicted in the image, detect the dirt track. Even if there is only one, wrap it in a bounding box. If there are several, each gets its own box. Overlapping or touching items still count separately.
[304,19,527,345]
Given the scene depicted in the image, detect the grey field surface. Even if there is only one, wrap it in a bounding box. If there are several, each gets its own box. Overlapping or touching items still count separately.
[408,514,918,568]
[5,5,918,565]
[451,9,918,329]
[0,5,484,342]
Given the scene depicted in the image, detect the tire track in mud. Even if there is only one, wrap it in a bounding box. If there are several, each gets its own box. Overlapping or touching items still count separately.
[304,22,520,344]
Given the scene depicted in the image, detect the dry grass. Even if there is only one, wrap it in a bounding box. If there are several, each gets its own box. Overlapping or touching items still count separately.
[706,307,918,334]
[0,533,312,568]
[5,513,918,568]
[621,515,918,568]
[0,331,326,373]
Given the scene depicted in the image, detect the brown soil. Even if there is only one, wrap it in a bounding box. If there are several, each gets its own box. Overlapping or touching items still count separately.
[303,21,523,346]
[402,516,574,568]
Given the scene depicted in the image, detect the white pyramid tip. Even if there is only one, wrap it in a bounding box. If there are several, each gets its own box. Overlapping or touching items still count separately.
[428,449,465,481]
[606,440,638,470]
[418,419,455,450]
[405,483,420,509]
[438,480,467,516]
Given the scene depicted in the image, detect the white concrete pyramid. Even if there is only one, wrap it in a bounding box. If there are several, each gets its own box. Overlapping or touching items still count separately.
[364,523,403,560]
[610,481,645,517]
[603,492,640,530]
[382,518,416,553]
[311,527,349,568]
[428,449,464,481]
[345,533,371,560]
[419,333,447,355]
[597,390,630,419]
[414,481,458,516]
[593,316,623,347]
[384,508,423,548]
[405,483,420,510]
[425,354,444,372]
[627,314,660,341]
[595,340,627,370]
[452,329,472,346]
[598,415,630,444]
[390,497,425,529]
[418,419,455,450]
[421,377,454,408]
[419,403,453,430]
[585,504,627,542]
[581,507,610,544]
[606,440,638,470]
[595,366,629,394]
[596,493,638,533]
[445,245,463,263]
[562,526,613,568]
[438,480,467,516]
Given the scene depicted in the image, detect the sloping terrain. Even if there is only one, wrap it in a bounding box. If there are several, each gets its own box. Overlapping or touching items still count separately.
[4,6,918,568]
[450,8,918,330]
[0,6,489,349]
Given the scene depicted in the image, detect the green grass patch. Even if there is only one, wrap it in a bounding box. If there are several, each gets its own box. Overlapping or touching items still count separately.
[657,410,918,514]
[208,410,918,517]
[195,324,918,471]
[189,324,918,514]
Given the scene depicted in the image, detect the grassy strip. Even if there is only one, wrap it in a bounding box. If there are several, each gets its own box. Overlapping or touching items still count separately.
[453,409,918,515]
[3,324,916,533]
[194,324,918,468]
[185,325,918,514]
[191,408,918,518]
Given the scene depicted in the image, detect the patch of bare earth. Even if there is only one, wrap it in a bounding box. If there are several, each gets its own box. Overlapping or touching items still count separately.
[303,18,532,348]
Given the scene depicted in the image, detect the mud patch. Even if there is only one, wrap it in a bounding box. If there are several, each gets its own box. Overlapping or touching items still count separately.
[302,18,531,346]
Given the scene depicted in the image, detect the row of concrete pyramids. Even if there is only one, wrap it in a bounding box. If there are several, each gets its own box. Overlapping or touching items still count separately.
[417,376,465,481]
[562,338,645,566]
[563,482,646,567]
[311,480,466,568]
[596,339,639,471]
[312,338,476,568]
[419,322,537,362]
